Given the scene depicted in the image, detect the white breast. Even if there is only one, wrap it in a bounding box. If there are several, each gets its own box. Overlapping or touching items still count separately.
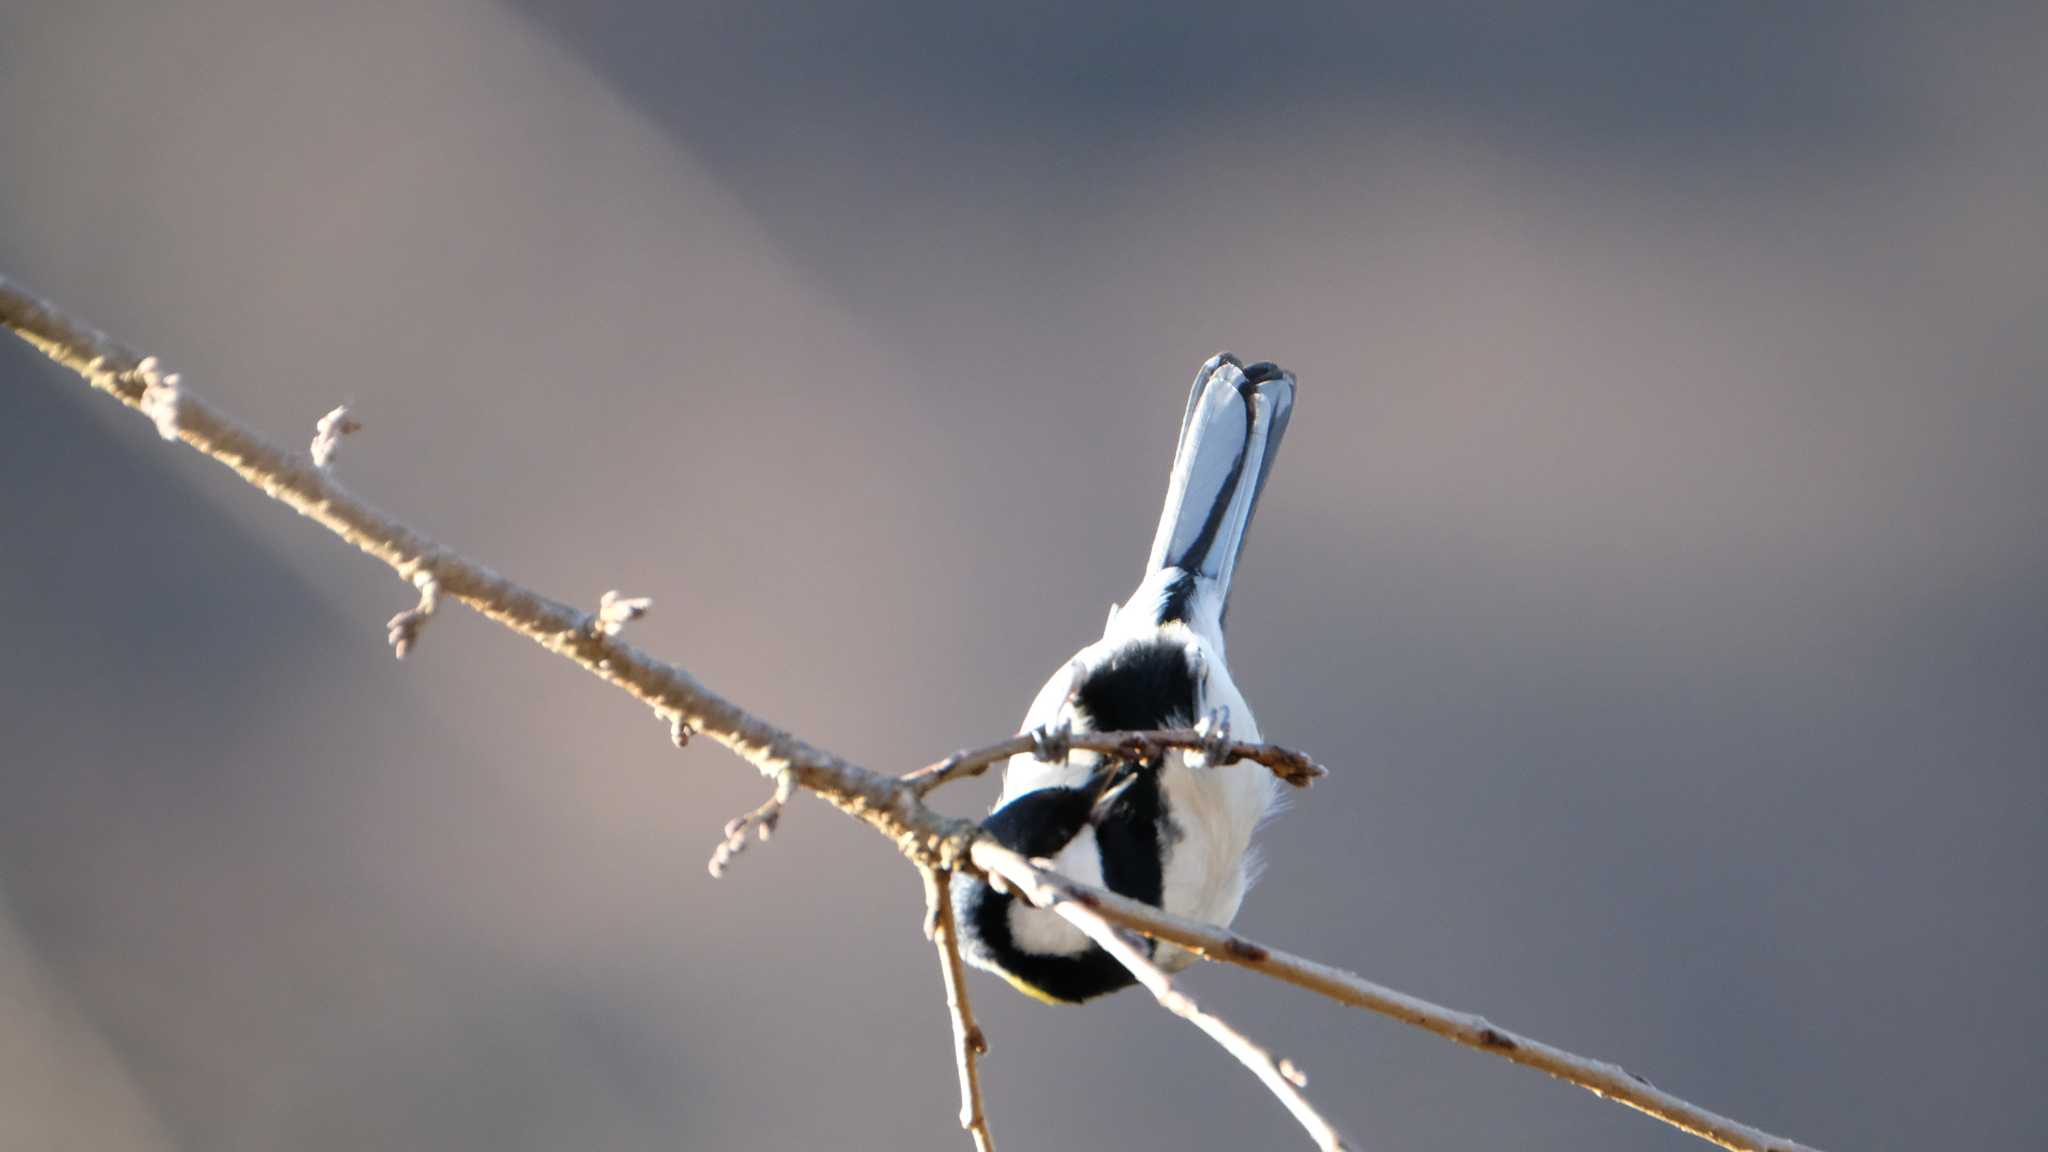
[1152,654,1272,967]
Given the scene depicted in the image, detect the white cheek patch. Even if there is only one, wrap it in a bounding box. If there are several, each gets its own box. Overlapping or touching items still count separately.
[1006,827,1106,957]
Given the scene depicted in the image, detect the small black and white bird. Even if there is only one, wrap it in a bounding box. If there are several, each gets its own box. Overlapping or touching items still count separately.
[953,352,1296,1002]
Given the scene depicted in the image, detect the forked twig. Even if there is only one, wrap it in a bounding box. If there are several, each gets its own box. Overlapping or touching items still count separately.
[974,842,1353,1152]
[970,840,1821,1152]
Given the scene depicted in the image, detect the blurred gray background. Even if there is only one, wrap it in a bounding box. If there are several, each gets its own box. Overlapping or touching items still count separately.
[3,3,2044,1150]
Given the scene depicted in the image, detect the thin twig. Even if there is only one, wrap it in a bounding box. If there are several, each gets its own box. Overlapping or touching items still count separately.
[975,844,1353,1151]
[904,728,1326,797]
[2,273,1827,1152]
[708,769,794,878]
[922,867,995,1152]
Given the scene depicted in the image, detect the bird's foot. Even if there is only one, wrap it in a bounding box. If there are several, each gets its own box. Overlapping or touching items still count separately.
[1028,718,1074,764]
[1192,706,1233,769]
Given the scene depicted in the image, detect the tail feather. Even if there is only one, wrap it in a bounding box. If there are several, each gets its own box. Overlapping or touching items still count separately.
[1144,353,1295,607]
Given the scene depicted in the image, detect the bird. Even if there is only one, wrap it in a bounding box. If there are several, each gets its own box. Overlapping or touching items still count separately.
[952,352,1296,1002]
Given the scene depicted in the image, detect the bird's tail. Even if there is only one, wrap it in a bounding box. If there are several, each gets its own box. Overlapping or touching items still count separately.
[1144,353,1295,610]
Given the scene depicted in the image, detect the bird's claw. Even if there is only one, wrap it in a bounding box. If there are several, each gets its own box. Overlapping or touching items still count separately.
[1193,706,1233,769]
[1029,719,1073,764]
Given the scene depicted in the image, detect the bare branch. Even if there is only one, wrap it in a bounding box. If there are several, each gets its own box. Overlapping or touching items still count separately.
[2,274,1827,1152]
[922,868,995,1152]
[1066,903,1351,1151]
[974,843,1353,1152]
[904,728,1327,798]
[0,275,966,865]
[971,841,1822,1152]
